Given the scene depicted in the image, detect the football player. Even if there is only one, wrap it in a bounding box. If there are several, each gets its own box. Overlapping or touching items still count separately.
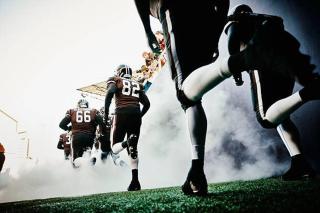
[0,142,5,173]
[178,4,320,180]
[223,4,318,180]
[98,108,112,162]
[57,132,71,160]
[59,99,106,167]
[134,0,230,195]
[104,64,150,191]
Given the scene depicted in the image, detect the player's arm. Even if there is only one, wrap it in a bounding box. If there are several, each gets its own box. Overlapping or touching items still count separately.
[139,91,150,117]
[134,0,161,54]
[104,81,117,120]
[57,137,64,149]
[96,112,107,136]
[226,22,241,55]
[226,22,244,86]
[59,111,72,131]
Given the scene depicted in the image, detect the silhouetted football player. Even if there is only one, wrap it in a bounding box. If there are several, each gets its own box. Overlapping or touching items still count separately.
[179,5,320,180]
[59,99,106,167]
[98,107,112,161]
[134,0,230,195]
[90,111,112,165]
[223,4,318,180]
[105,64,150,191]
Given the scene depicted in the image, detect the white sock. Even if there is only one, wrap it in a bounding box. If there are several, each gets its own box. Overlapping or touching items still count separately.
[277,124,301,157]
[265,92,303,125]
[191,144,205,160]
[112,143,125,154]
[129,156,139,170]
[182,57,232,102]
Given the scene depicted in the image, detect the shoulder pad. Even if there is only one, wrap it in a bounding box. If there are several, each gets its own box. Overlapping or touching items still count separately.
[224,21,237,34]
[65,109,73,117]
[107,76,117,85]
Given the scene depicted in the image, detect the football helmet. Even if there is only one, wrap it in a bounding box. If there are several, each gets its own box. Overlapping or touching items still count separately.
[116,64,132,79]
[77,99,89,108]
[230,4,253,16]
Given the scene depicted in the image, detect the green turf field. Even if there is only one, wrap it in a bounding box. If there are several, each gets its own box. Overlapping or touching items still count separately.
[1,178,320,213]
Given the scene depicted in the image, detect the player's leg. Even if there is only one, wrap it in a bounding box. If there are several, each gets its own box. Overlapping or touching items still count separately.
[126,114,142,191]
[250,69,318,127]
[64,149,70,160]
[277,119,315,180]
[111,114,128,154]
[83,134,96,165]
[160,10,210,195]
[253,27,319,125]
[99,134,111,162]
[250,70,316,179]
[249,69,298,128]
[159,1,229,196]
[182,103,208,195]
[71,134,83,168]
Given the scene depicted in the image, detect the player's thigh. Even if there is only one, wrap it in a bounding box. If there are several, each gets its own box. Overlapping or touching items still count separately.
[250,70,295,113]
[72,133,94,157]
[160,1,220,85]
[99,135,111,152]
[111,114,127,146]
[126,114,142,140]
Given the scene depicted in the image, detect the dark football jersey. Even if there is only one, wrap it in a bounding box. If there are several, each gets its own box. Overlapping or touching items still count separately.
[107,77,144,112]
[0,143,4,153]
[66,108,99,135]
[59,133,71,150]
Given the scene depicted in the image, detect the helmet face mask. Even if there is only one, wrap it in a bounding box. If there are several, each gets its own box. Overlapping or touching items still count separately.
[116,64,132,79]
[77,99,89,108]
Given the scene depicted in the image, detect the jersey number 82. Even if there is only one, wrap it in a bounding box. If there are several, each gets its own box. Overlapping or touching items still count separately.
[122,79,140,98]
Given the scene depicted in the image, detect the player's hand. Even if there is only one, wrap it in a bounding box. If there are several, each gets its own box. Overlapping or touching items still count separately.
[146,32,162,56]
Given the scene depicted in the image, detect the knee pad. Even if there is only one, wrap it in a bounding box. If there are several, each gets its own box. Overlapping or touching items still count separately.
[177,89,201,111]
[256,115,277,129]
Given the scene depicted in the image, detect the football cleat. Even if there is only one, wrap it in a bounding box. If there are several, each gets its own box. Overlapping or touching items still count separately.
[182,169,208,196]
[127,180,141,191]
[90,157,97,166]
[282,155,316,181]
[100,151,109,163]
[110,152,120,165]
[127,134,138,159]
[118,159,127,167]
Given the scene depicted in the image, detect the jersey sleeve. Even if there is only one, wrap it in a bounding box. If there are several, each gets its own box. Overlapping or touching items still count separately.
[107,77,116,86]
[65,109,72,118]
[107,76,123,90]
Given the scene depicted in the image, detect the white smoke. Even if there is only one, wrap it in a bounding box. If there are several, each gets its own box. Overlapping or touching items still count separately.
[139,68,288,188]
[0,64,288,204]
[0,152,131,203]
